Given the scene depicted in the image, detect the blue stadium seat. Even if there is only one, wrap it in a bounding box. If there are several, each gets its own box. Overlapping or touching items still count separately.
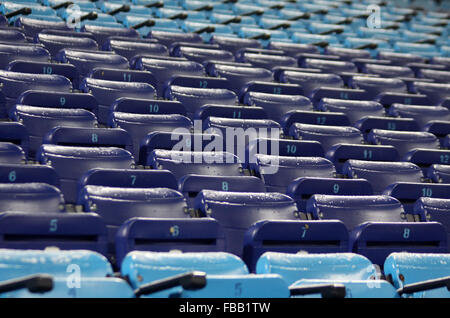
[179,175,266,207]
[367,129,440,158]
[146,150,244,179]
[206,62,273,96]
[317,98,385,125]
[384,252,450,298]
[349,76,407,99]
[80,78,157,125]
[172,45,235,65]
[278,71,344,98]
[0,143,25,164]
[0,28,26,44]
[326,144,399,174]
[287,177,373,212]
[351,222,448,267]
[43,127,133,155]
[281,110,351,133]
[147,30,203,47]
[427,164,450,183]
[289,124,364,152]
[354,116,420,136]
[133,56,204,96]
[0,71,71,118]
[80,25,139,47]
[388,104,450,128]
[195,190,299,257]
[300,59,358,74]
[194,105,267,121]
[10,105,97,159]
[0,163,59,187]
[0,122,29,157]
[88,68,158,90]
[243,220,349,272]
[411,82,450,105]
[0,183,64,213]
[0,248,133,298]
[0,43,50,69]
[256,252,397,298]
[36,33,98,58]
[103,38,169,61]
[403,148,450,174]
[14,16,69,40]
[109,113,192,159]
[384,183,450,213]
[249,155,336,193]
[0,212,108,254]
[37,145,134,204]
[236,50,298,70]
[115,217,226,266]
[164,85,237,119]
[343,160,424,194]
[243,92,313,122]
[246,138,325,160]
[112,98,187,117]
[306,194,408,231]
[210,35,262,55]
[78,168,178,193]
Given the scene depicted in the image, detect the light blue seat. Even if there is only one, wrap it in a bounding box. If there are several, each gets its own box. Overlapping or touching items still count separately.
[384,252,450,298]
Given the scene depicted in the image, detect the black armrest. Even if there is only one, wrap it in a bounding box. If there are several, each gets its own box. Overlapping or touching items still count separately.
[397,276,450,296]
[290,284,346,298]
[134,271,207,297]
[0,274,53,294]
[5,7,32,19]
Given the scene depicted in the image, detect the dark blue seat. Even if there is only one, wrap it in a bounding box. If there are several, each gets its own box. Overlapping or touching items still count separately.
[0,71,71,118]
[147,150,245,179]
[55,49,129,83]
[367,129,440,158]
[78,185,189,258]
[210,35,262,55]
[0,43,50,69]
[10,105,97,159]
[383,183,450,214]
[195,190,299,257]
[0,143,25,164]
[206,62,273,96]
[411,82,450,105]
[317,98,385,125]
[427,164,450,183]
[354,116,420,136]
[112,97,186,117]
[246,138,325,160]
[0,163,59,188]
[287,177,373,212]
[249,155,336,193]
[109,113,192,159]
[80,78,156,125]
[194,105,267,121]
[343,160,424,195]
[139,131,221,166]
[0,28,26,44]
[351,222,448,267]
[88,68,157,90]
[278,71,344,98]
[414,197,450,252]
[14,16,70,40]
[103,38,169,60]
[146,30,203,47]
[36,33,98,58]
[349,76,407,99]
[300,59,358,74]
[0,212,108,255]
[289,124,364,152]
[172,45,235,64]
[281,110,351,134]
[423,122,450,147]
[80,25,139,47]
[133,56,204,96]
[0,183,64,213]
[240,81,304,99]
[306,194,408,231]
[115,217,226,266]
[388,104,450,128]
[377,51,426,66]
[325,144,399,174]
[267,41,319,56]
[6,61,79,87]
[325,46,371,61]
[16,90,99,117]
[164,85,237,119]
[362,64,415,79]
[243,92,313,122]
[417,69,450,84]
[243,220,349,272]
[166,75,232,91]
[78,168,178,192]
[0,122,29,158]
[403,149,450,174]
[179,175,266,207]
[235,51,298,70]
[37,145,134,204]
